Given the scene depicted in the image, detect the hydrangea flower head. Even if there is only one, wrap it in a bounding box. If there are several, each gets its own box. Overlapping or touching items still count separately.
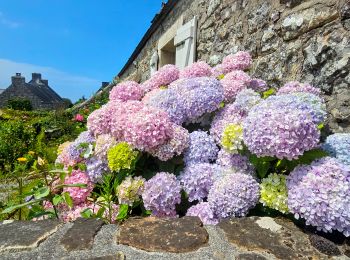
[142,172,181,217]
[260,173,288,213]
[287,157,350,236]
[180,61,212,78]
[109,81,144,102]
[277,81,321,96]
[186,202,219,225]
[107,142,139,172]
[208,172,259,220]
[63,170,93,205]
[149,125,189,161]
[179,163,217,202]
[210,103,247,143]
[184,130,218,164]
[249,78,268,92]
[221,124,244,153]
[323,133,350,166]
[86,157,110,183]
[220,70,251,102]
[95,134,117,160]
[116,176,145,206]
[141,64,179,92]
[243,96,320,160]
[233,89,262,113]
[216,150,255,175]
[222,51,252,71]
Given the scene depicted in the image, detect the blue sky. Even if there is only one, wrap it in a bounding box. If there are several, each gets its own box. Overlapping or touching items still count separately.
[0,0,164,101]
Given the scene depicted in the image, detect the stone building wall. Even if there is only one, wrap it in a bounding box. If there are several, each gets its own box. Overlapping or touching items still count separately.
[119,0,350,133]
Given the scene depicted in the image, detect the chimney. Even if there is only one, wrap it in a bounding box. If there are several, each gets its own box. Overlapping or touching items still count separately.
[11,73,25,86]
[101,82,109,88]
[32,73,42,81]
[41,79,48,85]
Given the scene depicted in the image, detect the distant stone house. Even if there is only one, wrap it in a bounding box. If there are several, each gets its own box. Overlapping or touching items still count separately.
[117,0,350,133]
[0,73,65,110]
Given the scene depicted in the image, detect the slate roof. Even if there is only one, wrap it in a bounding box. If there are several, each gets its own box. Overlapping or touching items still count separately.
[0,89,4,95]
[27,78,63,104]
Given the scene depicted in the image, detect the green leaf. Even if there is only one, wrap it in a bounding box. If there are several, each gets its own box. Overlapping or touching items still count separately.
[56,183,87,189]
[262,88,275,99]
[116,204,129,221]
[62,192,73,208]
[81,208,93,218]
[52,195,63,206]
[218,74,225,80]
[219,101,225,108]
[1,200,41,214]
[317,123,324,130]
[96,207,106,218]
[34,187,50,199]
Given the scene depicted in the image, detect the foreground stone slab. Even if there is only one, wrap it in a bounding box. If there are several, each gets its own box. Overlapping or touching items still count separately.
[218,217,326,259]
[60,218,104,251]
[117,216,209,253]
[87,252,125,260]
[0,220,60,252]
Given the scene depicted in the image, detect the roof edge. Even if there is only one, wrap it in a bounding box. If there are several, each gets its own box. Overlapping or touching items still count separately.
[117,0,178,78]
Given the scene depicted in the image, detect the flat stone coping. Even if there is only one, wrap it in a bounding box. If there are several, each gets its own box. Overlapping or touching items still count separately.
[0,217,349,259]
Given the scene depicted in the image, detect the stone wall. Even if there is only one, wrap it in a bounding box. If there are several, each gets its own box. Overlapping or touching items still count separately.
[1,217,349,259]
[119,0,350,133]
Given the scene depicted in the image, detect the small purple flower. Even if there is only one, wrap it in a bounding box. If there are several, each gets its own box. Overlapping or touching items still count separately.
[186,202,219,225]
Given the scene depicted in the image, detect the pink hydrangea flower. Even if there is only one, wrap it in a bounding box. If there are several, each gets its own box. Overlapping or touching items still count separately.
[141,64,179,92]
[277,81,321,96]
[222,51,252,71]
[63,170,93,205]
[109,81,144,102]
[220,70,251,102]
[180,61,212,78]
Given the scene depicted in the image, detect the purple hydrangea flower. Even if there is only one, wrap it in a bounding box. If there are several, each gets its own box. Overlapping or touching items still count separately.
[208,172,259,220]
[277,81,321,96]
[233,89,262,114]
[323,133,350,166]
[184,131,219,164]
[287,157,350,236]
[216,150,255,175]
[210,103,247,143]
[179,163,217,202]
[145,77,224,124]
[249,78,268,92]
[142,172,181,217]
[86,157,110,183]
[186,202,219,225]
[243,96,321,160]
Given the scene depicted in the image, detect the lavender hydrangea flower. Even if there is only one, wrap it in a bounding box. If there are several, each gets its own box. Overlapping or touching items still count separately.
[142,172,181,217]
[277,81,321,96]
[233,89,262,113]
[186,202,219,225]
[178,163,217,202]
[149,125,189,161]
[216,150,255,175]
[323,133,350,166]
[208,172,259,220]
[145,77,224,124]
[184,131,219,164]
[210,103,247,143]
[287,157,350,236]
[243,96,320,160]
[249,78,268,92]
[86,157,110,183]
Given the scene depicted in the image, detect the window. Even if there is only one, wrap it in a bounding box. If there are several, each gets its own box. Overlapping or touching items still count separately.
[157,16,197,70]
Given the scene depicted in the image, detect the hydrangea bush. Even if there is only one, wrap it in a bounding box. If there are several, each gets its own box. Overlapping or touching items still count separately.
[26,51,350,238]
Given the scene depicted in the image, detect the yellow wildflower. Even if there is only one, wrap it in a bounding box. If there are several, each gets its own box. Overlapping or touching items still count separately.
[17,157,27,163]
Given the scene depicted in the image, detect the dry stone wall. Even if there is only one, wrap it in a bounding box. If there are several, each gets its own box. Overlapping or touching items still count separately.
[119,0,350,133]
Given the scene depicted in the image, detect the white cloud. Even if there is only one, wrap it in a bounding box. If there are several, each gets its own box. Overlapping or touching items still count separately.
[0,12,21,29]
[0,59,101,101]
